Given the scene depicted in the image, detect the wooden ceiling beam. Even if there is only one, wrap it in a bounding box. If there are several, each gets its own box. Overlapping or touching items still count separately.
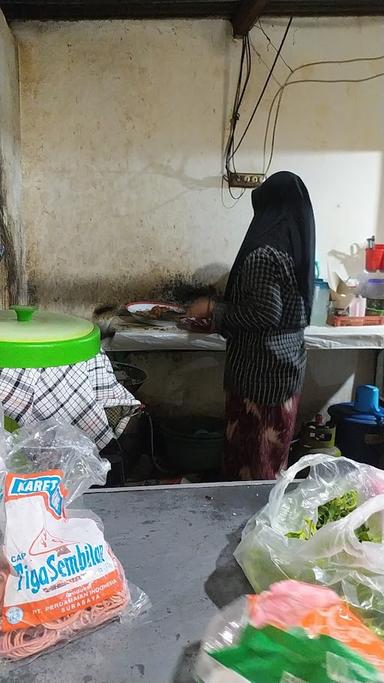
[2,0,384,22]
[0,1,237,22]
[267,0,384,15]
[231,0,269,37]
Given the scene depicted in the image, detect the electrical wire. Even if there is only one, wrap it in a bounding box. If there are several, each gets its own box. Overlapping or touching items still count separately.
[224,35,251,170]
[229,17,293,162]
[224,25,384,199]
[223,20,292,199]
[263,55,384,171]
[224,34,252,200]
[262,56,384,174]
[256,20,293,73]
[221,174,245,208]
[249,40,283,88]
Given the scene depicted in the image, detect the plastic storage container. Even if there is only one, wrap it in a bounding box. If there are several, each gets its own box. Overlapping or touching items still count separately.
[359,273,384,296]
[367,282,384,315]
[0,306,100,368]
[310,279,330,326]
[359,277,384,316]
[366,244,384,272]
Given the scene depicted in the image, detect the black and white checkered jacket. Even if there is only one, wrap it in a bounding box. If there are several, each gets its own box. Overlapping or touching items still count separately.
[214,245,307,406]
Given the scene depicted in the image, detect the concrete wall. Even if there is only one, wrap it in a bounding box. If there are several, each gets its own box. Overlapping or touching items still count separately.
[110,348,376,424]
[10,17,384,422]
[0,11,24,306]
[14,17,384,315]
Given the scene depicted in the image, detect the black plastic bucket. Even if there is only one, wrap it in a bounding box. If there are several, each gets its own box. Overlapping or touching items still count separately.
[158,416,224,473]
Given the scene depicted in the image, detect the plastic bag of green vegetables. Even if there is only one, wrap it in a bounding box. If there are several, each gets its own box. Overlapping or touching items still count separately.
[235,453,384,630]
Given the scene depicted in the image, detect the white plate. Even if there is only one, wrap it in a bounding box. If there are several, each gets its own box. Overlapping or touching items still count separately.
[126,301,184,327]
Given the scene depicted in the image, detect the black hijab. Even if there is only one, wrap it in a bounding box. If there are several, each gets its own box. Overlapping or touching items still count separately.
[225,171,316,324]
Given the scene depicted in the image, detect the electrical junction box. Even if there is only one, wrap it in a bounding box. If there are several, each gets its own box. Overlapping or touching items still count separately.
[227,172,265,189]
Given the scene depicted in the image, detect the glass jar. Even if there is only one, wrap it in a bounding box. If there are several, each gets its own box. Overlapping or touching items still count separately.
[360,278,384,316]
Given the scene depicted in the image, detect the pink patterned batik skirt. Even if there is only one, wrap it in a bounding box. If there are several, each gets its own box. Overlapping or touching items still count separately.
[224,393,300,481]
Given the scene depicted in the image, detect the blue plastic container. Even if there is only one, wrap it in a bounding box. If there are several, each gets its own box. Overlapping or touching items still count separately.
[311,279,330,326]
[328,385,384,466]
[354,384,380,414]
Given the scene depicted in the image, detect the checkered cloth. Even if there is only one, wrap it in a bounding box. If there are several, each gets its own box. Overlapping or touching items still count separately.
[0,351,141,450]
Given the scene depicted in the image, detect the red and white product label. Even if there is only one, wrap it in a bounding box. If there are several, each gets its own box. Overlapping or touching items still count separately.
[2,471,123,631]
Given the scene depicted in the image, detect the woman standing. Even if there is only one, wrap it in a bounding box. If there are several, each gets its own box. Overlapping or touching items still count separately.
[188,171,315,480]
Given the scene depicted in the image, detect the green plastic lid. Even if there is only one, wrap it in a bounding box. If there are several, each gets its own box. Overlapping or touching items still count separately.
[0,306,100,368]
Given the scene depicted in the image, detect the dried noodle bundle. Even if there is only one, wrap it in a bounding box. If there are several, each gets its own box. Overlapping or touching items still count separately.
[0,566,129,660]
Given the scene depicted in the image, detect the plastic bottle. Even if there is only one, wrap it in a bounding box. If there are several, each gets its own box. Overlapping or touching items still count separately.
[311,279,330,326]
[349,295,366,317]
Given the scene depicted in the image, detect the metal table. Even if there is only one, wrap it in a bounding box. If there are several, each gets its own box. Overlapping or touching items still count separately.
[2,482,272,683]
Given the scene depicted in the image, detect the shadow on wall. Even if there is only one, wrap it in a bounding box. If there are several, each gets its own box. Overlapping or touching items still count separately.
[28,263,230,314]
[134,161,224,219]
[126,352,225,419]
[144,159,222,189]
[299,349,376,424]
[327,244,366,283]
[159,264,229,304]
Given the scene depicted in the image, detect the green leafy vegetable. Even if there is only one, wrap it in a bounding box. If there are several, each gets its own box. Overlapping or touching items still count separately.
[286,490,381,544]
[355,523,381,544]
[317,490,358,528]
[286,518,317,541]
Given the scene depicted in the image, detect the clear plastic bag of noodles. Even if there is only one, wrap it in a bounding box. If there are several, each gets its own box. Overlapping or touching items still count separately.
[0,416,149,665]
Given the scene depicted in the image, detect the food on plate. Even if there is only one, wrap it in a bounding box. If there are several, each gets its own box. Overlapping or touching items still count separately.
[130,304,184,322]
[148,305,182,320]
